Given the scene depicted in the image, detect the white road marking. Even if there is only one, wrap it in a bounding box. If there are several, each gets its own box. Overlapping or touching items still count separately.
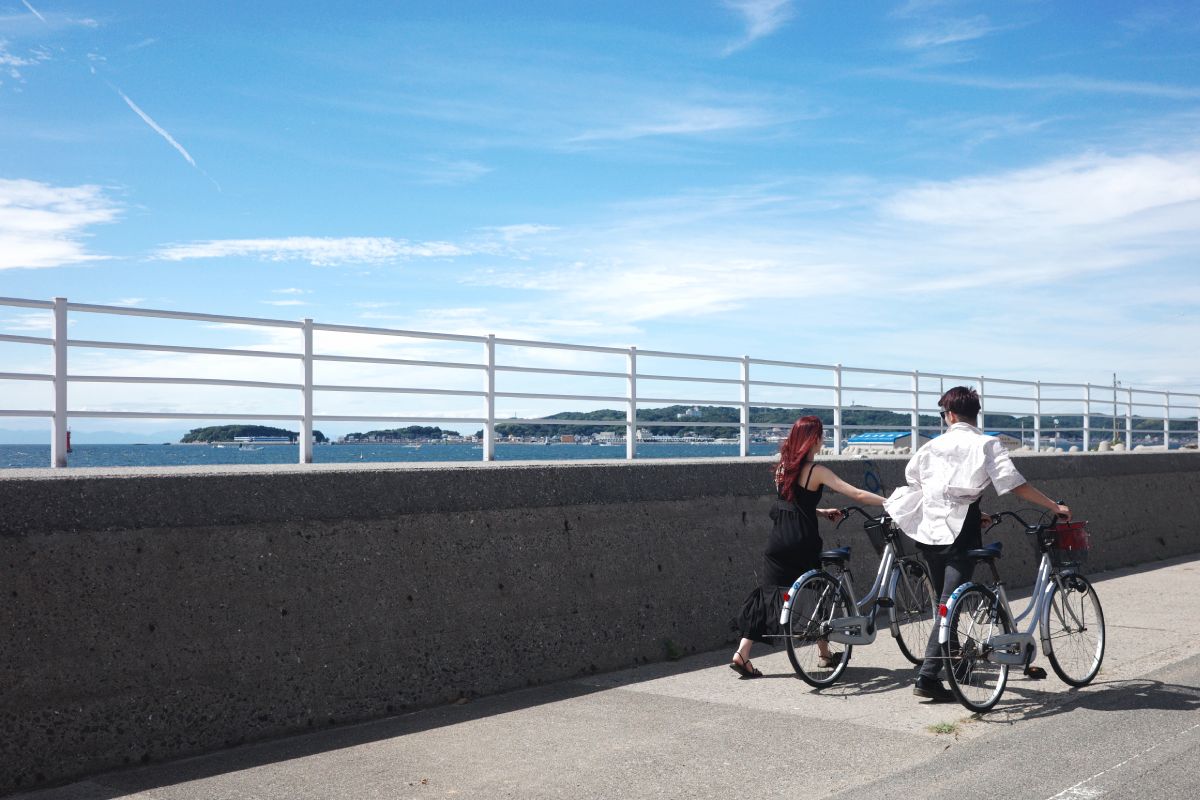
[1044,720,1200,800]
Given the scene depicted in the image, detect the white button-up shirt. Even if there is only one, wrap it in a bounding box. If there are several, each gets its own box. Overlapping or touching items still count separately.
[884,422,1026,546]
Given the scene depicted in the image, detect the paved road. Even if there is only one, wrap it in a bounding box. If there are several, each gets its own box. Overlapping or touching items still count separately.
[14,556,1200,800]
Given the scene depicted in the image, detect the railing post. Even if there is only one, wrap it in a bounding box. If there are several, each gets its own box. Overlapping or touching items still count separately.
[1164,392,1171,450]
[51,296,68,468]
[910,370,919,451]
[1033,381,1042,452]
[1125,387,1133,450]
[483,334,495,462]
[299,318,313,464]
[977,375,985,433]
[833,363,843,455]
[1083,384,1091,453]
[626,346,637,460]
[740,356,750,458]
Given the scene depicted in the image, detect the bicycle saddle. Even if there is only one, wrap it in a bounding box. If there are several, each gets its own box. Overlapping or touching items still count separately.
[965,542,1003,561]
[819,546,851,563]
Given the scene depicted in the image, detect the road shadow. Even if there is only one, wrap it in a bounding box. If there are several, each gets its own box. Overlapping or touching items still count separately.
[967,673,1200,727]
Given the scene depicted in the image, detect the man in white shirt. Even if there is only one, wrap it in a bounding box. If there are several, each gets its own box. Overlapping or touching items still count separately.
[885,386,1070,702]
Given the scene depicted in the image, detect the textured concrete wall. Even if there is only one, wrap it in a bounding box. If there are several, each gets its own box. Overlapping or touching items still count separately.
[1,453,1198,792]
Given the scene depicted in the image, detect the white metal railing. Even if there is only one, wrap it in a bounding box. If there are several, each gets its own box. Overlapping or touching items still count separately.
[1,295,1199,468]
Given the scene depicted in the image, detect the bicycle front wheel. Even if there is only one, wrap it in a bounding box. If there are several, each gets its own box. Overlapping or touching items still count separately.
[944,585,1012,713]
[785,572,852,688]
[1042,574,1105,686]
[891,558,936,665]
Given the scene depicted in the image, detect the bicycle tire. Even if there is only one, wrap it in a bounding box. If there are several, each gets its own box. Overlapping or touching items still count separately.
[1042,573,1105,686]
[943,584,1012,713]
[891,557,936,665]
[785,572,853,687]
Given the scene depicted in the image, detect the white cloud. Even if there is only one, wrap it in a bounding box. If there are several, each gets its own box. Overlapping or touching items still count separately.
[263,299,308,307]
[884,152,1200,229]
[273,287,309,295]
[152,237,472,266]
[0,179,120,269]
[900,15,1001,49]
[569,103,781,143]
[722,0,794,54]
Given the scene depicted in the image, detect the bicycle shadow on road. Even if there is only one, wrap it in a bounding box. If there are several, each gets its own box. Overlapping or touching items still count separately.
[970,676,1200,726]
[762,664,914,697]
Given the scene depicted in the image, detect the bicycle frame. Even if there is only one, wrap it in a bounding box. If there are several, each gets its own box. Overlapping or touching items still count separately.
[780,524,917,646]
[938,525,1087,666]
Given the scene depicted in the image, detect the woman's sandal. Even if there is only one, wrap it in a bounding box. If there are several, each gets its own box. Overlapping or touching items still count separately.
[818,652,843,670]
[729,653,763,679]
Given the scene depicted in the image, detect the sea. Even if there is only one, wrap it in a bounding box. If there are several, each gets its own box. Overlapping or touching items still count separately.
[0,441,785,470]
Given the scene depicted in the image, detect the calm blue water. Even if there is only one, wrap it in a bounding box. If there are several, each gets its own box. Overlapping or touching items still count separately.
[0,442,784,469]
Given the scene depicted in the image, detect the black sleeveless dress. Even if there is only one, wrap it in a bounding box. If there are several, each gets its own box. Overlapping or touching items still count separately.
[735,465,824,645]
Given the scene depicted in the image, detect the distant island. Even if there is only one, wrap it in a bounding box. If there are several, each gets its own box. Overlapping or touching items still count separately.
[180,425,328,444]
[178,407,1178,446]
[341,426,461,443]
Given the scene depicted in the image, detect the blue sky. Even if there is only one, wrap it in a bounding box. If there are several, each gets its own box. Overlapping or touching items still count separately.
[2,1,1199,435]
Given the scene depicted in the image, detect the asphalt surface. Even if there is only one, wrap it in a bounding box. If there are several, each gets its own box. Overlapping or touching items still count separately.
[13,555,1200,800]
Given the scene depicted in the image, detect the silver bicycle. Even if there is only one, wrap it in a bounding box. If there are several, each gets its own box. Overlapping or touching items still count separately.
[939,509,1106,712]
[778,506,937,687]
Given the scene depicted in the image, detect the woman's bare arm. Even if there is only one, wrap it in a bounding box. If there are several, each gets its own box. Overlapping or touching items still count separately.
[812,465,888,506]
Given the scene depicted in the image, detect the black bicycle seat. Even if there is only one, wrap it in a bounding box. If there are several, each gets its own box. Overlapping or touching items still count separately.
[819,546,851,563]
[965,542,1003,561]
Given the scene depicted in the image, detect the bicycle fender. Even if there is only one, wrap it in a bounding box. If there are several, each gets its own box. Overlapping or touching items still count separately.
[779,568,824,626]
[937,580,978,645]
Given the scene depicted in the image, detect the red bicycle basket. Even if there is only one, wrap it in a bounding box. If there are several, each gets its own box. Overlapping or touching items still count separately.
[1049,521,1090,565]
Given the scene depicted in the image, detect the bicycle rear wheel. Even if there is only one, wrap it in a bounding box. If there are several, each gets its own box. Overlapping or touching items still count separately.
[785,572,852,688]
[891,558,936,665]
[944,585,1011,713]
[1042,574,1105,686]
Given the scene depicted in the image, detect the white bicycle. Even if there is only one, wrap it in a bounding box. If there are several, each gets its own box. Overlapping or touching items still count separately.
[939,509,1105,712]
[778,507,937,687]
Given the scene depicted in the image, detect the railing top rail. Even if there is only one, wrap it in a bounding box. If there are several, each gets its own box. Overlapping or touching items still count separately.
[313,321,485,343]
[494,336,626,355]
[1038,381,1089,390]
[0,296,54,310]
[636,348,743,364]
[840,365,915,377]
[65,301,304,329]
[747,357,835,370]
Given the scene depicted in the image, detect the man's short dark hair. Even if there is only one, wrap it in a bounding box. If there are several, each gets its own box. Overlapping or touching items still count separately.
[939,386,980,421]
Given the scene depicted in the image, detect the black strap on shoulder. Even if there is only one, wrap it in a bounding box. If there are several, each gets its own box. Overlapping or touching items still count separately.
[801,462,816,491]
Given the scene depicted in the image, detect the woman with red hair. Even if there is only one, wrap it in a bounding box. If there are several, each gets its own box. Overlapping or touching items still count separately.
[731,415,887,678]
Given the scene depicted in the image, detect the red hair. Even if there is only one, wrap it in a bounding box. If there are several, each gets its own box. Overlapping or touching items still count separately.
[775,415,823,501]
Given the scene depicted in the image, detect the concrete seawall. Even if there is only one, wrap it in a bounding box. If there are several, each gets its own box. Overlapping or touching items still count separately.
[2,453,1198,793]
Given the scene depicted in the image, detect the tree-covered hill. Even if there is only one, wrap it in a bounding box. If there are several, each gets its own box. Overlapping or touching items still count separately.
[341,426,460,442]
[180,425,328,443]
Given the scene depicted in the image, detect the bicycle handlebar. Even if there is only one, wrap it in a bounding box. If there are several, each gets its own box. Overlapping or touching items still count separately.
[988,504,1069,533]
[835,505,889,529]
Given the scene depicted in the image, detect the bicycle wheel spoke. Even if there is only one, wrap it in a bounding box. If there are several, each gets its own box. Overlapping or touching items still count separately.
[892,559,936,665]
[785,573,852,688]
[1043,575,1105,686]
[944,586,1010,712]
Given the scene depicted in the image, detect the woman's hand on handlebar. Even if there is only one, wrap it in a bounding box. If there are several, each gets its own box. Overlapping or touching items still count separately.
[819,508,845,523]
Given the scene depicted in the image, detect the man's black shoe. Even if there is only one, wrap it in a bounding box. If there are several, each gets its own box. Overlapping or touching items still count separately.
[913,676,955,702]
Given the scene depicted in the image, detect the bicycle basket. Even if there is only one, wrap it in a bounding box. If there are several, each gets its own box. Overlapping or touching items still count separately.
[864,519,887,555]
[1048,521,1090,567]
